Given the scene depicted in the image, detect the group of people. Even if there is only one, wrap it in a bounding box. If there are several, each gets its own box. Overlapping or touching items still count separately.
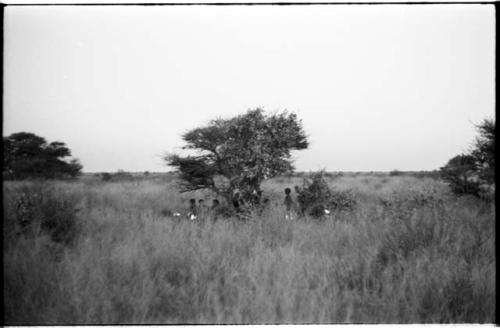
[185,198,221,221]
[176,187,313,221]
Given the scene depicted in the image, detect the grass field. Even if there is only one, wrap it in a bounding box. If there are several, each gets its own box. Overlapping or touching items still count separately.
[3,173,496,324]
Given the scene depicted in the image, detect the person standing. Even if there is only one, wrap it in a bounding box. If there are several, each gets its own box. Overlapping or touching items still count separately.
[198,199,208,219]
[284,188,295,220]
[187,198,197,220]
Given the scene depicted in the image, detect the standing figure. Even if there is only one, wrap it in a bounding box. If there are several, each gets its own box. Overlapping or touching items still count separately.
[211,199,221,221]
[198,199,208,219]
[187,198,197,220]
[284,187,295,220]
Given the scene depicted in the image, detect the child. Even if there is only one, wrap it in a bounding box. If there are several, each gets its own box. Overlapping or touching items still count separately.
[198,199,208,219]
[187,198,197,220]
[284,188,295,220]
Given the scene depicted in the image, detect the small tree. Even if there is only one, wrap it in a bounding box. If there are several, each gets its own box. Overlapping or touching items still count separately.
[440,119,495,197]
[3,132,82,180]
[295,171,357,218]
[165,108,308,204]
[295,172,332,217]
[440,154,480,196]
[101,172,112,181]
[471,118,495,185]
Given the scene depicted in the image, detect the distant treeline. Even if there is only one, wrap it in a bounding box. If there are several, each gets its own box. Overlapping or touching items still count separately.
[83,170,441,182]
[293,170,441,179]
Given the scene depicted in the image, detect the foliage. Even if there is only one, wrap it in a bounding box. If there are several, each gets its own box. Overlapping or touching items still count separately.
[101,172,112,181]
[113,169,134,181]
[165,108,308,204]
[440,119,495,198]
[294,171,356,218]
[329,189,357,211]
[99,170,135,182]
[440,155,480,196]
[4,183,80,245]
[389,169,403,176]
[471,118,495,185]
[3,132,82,180]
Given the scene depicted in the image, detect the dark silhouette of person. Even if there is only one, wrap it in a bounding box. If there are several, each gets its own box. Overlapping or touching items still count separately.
[198,199,208,218]
[187,198,197,220]
[211,199,221,220]
[284,187,295,220]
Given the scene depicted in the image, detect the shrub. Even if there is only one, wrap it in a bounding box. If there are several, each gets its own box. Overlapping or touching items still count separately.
[329,189,357,210]
[101,172,112,181]
[5,183,80,245]
[38,193,80,244]
[294,171,356,218]
[389,169,403,176]
[113,170,134,181]
[440,155,481,197]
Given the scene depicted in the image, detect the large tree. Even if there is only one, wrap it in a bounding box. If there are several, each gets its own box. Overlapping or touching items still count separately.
[3,132,83,180]
[165,108,308,204]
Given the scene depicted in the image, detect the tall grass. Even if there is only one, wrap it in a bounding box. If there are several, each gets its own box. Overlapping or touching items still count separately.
[3,175,495,324]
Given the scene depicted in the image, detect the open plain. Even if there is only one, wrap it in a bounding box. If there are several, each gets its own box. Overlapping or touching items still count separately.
[3,172,495,324]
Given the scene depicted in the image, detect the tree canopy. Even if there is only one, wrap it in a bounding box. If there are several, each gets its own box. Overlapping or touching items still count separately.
[440,154,480,196]
[471,118,495,184]
[3,132,83,180]
[165,108,308,204]
[440,118,495,197]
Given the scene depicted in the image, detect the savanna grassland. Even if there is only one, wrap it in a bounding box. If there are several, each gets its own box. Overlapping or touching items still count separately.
[3,173,496,324]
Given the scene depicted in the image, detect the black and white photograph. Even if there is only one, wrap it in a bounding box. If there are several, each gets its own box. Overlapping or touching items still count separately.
[2,1,496,324]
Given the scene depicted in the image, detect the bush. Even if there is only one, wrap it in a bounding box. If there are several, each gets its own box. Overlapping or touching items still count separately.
[329,189,357,210]
[5,183,80,245]
[440,155,481,197]
[101,172,112,181]
[389,169,403,176]
[294,171,356,218]
[113,170,134,181]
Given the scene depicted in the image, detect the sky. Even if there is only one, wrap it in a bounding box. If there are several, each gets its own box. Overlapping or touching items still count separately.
[3,4,495,173]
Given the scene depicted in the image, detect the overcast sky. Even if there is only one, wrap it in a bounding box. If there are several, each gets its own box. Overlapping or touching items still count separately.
[3,4,495,172]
